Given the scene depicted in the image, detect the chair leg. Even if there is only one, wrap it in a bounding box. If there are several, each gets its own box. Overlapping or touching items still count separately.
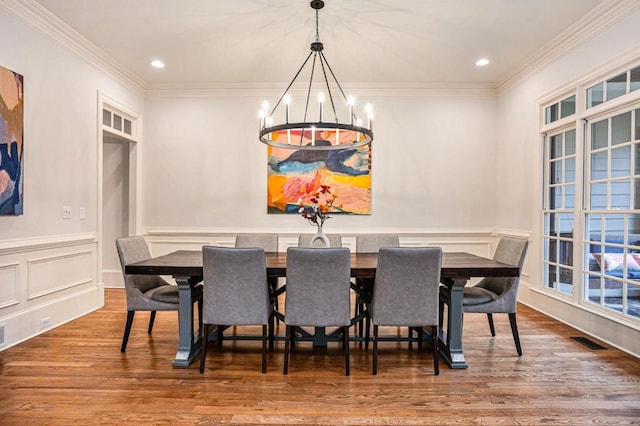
[283,325,291,375]
[508,313,523,356]
[365,315,371,351]
[438,300,445,329]
[418,327,424,352]
[217,325,223,348]
[121,311,135,352]
[408,327,413,350]
[262,324,267,374]
[487,313,496,337]
[199,324,210,374]
[431,325,439,376]
[372,324,379,375]
[343,326,350,376]
[197,299,203,329]
[147,311,156,334]
[269,311,275,352]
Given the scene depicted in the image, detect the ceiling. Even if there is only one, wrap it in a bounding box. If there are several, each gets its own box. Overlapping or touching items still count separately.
[33,0,608,88]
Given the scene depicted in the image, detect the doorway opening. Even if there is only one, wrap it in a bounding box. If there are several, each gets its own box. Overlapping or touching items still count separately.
[98,93,142,288]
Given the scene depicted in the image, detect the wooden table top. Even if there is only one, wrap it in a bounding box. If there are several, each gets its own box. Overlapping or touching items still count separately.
[125,250,520,279]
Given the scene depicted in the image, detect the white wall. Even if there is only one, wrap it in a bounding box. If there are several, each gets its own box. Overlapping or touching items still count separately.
[143,95,498,232]
[496,9,640,356]
[0,5,144,349]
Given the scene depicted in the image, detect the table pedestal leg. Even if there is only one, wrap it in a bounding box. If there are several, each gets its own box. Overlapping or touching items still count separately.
[439,278,469,369]
[172,276,201,367]
[313,327,328,347]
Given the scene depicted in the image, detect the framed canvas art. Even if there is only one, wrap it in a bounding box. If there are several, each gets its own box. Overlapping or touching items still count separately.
[0,65,24,215]
[267,139,371,215]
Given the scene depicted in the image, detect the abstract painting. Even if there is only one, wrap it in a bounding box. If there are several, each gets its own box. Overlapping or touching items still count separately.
[267,130,371,215]
[0,65,24,215]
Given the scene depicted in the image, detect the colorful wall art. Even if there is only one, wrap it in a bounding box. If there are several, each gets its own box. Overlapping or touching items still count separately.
[267,131,371,215]
[0,65,24,215]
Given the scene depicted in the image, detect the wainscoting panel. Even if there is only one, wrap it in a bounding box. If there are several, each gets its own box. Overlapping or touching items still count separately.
[0,263,19,309]
[145,229,497,256]
[27,250,94,300]
[0,234,100,351]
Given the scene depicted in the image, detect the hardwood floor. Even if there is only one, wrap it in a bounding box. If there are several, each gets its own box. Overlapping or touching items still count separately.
[1,289,639,425]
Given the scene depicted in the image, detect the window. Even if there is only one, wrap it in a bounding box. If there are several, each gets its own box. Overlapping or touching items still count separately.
[545,95,576,124]
[102,107,135,137]
[585,108,640,319]
[543,129,576,295]
[540,60,640,324]
[587,65,640,109]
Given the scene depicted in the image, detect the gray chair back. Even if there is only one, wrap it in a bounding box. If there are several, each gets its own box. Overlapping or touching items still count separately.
[235,233,278,252]
[297,234,343,248]
[116,236,177,310]
[465,237,529,314]
[371,247,442,326]
[284,247,351,327]
[356,234,400,253]
[202,246,270,325]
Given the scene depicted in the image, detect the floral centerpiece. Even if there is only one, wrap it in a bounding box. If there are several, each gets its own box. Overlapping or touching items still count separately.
[297,185,339,227]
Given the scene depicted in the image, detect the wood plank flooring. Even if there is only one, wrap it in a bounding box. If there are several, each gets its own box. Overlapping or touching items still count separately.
[0,289,639,425]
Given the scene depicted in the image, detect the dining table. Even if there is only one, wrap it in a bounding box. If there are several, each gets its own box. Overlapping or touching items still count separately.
[125,250,520,368]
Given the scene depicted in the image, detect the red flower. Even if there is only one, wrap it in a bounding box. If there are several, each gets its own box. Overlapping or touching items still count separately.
[298,185,338,227]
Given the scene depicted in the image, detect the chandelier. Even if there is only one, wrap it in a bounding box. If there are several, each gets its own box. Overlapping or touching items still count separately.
[258,0,374,151]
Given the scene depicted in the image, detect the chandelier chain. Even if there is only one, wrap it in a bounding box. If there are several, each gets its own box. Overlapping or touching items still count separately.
[315,8,320,43]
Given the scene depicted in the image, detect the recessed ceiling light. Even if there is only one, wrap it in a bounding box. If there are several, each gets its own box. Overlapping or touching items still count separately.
[476,58,490,67]
[150,60,165,69]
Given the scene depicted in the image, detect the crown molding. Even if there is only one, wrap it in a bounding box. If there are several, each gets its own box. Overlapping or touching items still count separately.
[145,82,497,99]
[497,0,640,95]
[0,0,146,91]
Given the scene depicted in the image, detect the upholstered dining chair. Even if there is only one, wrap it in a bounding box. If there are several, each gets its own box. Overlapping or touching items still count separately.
[439,237,529,356]
[116,236,203,353]
[297,233,342,248]
[368,247,442,375]
[200,246,274,374]
[354,234,400,338]
[235,233,278,252]
[235,233,280,316]
[283,247,352,375]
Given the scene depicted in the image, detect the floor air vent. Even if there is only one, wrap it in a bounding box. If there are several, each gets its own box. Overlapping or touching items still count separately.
[571,336,607,350]
[0,324,5,347]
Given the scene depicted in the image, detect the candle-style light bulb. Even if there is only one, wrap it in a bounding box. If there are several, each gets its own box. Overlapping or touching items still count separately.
[261,101,269,130]
[348,96,355,125]
[318,92,324,122]
[356,119,362,141]
[258,109,266,130]
[283,94,291,124]
[311,126,316,146]
[266,117,273,140]
[365,103,373,130]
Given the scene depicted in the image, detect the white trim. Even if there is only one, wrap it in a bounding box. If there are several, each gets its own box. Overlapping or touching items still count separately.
[0,233,97,254]
[145,82,497,99]
[498,0,640,94]
[524,285,640,336]
[0,0,146,90]
[144,227,498,237]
